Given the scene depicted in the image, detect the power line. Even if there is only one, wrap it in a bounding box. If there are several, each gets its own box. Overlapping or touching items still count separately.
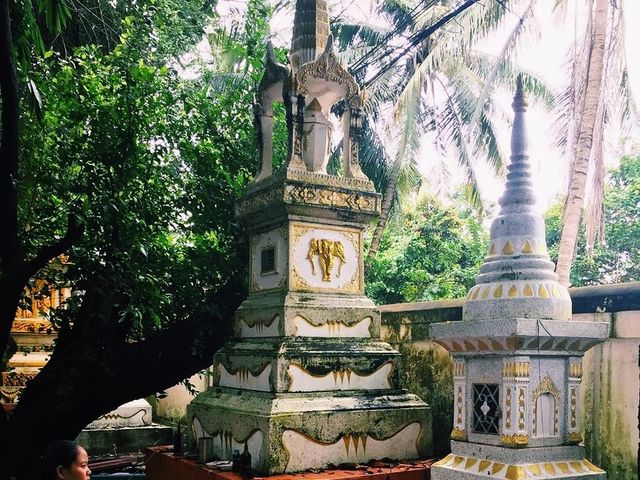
[348,0,484,88]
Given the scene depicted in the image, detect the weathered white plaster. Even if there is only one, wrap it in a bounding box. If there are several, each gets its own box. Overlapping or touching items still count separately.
[287,362,393,391]
[613,310,640,338]
[250,228,286,291]
[239,315,281,337]
[218,364,272,391]
[292,314,371,337]
[282,422,421,471]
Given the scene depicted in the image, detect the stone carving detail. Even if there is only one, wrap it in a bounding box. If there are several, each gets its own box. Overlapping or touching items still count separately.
[467,282,569,302]
[285,184,375,211]
[236,187,283,217]
[2,371,37,386]
[239,315,281,337]
[281,422,421,472]
[500,433,529,447]
[10,320,52,333]
[296,38,359,103]
[307,239,346,281]
[286,362,394,392]
[218,363,272,391]
[566,357,582,444]
[290,223,361,293]
[451,360,466,441]
[503,361,530,377]
[193,419,263,471]
[292,314,372,338]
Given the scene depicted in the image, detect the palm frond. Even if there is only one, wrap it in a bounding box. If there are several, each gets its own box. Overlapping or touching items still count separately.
[434,74,484,212]
[468,0,539,131]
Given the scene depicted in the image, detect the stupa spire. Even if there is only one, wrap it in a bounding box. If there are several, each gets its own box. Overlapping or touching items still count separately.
[499,75,536,215]
[291,0,330,65]
[462,78,571,322]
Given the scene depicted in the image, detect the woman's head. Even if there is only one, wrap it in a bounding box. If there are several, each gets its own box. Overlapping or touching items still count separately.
[40,440,91,480]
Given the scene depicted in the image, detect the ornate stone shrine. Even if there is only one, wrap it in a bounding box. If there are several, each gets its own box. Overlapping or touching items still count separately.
[186,0,430,474]
[430,80,609,480]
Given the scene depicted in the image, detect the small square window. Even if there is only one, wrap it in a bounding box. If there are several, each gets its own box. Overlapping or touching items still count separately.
[472,383,500,434]
[260,246,276,275]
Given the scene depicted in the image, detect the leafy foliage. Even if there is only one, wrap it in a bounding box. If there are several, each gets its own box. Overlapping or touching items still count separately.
[17,7,260,338]
[0,1,275,475]
[365,195,488,304]
[545,156,640,286]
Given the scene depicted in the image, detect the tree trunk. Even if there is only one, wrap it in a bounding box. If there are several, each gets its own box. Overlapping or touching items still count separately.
[367,161,400,261]
[0,277,241,479]
[555,0,608,286]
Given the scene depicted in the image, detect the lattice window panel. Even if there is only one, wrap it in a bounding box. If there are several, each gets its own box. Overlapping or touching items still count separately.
[472,383,500,434]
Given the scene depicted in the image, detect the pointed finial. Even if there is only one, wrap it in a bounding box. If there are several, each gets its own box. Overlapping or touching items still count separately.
[323,34,334,54]
[291,0,330,65]
[512,74,527,112]
[509,74,529,169]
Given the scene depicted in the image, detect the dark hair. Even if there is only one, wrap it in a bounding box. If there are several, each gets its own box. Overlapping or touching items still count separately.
[40,440,79,480]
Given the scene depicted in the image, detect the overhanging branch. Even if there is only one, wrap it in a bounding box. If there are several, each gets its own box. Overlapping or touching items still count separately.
[23,214,84,281]
[0,0,20,265]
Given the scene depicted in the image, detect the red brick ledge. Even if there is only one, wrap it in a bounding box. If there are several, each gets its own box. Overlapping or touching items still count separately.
[145,446,437,480]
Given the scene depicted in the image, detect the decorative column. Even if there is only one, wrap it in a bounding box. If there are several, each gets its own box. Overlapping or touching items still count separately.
[451,359,467,441]
[186,0,431,474]
[430,78,609,480]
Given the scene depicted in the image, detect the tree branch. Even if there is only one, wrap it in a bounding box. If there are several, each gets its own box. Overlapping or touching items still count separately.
[0,0,20,267]
[23,214,84,281]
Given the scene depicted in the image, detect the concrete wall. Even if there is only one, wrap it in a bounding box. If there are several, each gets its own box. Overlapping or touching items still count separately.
[580,310,639,479]
[380,282,640,479]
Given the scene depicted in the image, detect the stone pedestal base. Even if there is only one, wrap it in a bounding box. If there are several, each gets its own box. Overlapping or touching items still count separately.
[187,388,431,474]
[431,442,605,480]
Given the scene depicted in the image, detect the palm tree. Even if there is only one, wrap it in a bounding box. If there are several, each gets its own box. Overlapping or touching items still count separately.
[332,0,552,260]
[554,0,638,285]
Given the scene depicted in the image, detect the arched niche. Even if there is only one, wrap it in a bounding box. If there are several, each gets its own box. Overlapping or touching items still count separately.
[532,375,560,438]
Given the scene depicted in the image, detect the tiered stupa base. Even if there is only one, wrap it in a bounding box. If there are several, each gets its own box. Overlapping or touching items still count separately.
[432,442,605,480]
[188,389,430,474]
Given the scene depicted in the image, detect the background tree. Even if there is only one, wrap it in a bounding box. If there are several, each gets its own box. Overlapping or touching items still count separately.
[546,155,640,286]
[0,0,271,476]
[366,194,488,305]
[331,0,552,260]
[553,0,638,285]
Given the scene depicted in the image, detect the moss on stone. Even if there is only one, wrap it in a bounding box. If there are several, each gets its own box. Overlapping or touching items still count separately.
[396,342,453,455]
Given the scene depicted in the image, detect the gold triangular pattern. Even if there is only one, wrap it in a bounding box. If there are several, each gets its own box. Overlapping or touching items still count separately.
[539,284,550,298]
[521,240,534,254]
[343,435,351,455]
[502,241,515,255]
[508,285,518,298]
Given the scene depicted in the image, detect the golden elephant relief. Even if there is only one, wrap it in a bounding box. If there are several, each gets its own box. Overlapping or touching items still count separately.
[307,239,346,282]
